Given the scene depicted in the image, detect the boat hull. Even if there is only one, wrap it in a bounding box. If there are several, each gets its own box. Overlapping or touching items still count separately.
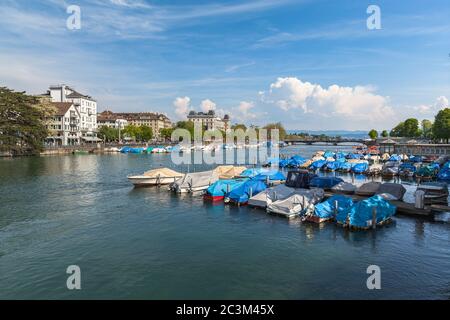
[128,176,182,186]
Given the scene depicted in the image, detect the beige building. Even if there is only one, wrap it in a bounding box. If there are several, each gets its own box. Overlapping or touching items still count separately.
[187,110,230,131]
[44,102,82,146]
[97,111,172,137]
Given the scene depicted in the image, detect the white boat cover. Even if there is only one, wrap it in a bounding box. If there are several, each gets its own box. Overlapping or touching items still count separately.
[331,182,357,194]
[369,164,382,172]
[173,170,218,191]
[143,168,183,178]
[355,182,381,196]
[213,165,247,179]
[376,183,406,201]
[267,188,325,215]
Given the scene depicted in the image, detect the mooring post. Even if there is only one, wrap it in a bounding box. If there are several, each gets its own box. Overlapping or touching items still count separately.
[352,173,355,184]
[227,184,230,194]
[249,187,253,199]
[334,200,338,217]
[372,207,377,230]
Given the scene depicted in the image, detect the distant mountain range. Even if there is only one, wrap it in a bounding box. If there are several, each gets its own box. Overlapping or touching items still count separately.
[287,130,368,139]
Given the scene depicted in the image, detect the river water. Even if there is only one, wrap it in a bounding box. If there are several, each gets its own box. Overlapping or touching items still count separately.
[0,145,449,299]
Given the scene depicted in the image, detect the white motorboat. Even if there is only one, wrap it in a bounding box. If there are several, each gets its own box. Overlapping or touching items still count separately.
[128,168,184,186]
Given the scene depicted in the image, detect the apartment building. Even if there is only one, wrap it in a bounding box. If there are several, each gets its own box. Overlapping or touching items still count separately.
[187,110,230,131]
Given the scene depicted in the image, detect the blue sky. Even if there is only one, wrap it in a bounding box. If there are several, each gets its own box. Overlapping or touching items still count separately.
[0,0,449,130]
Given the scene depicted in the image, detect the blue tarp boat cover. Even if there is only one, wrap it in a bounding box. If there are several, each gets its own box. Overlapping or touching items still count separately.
[399,163,416,172]
[335,152,347,160]
[120,146,132,153]
[346,153,360,160]
[314,195,354,219]
[323,151,335,158]
[409,155,423,163]
[265,157,280,166]
[442,161,450,170]
[337,162,352,171]
[325,161,340,171]
[240,168,265,177]
[206,179,248,197]
[310,159,327,170]
[337,195,396,228]
[388,154,402,161]
[310,176,344,189]
[438,168,450,181]
[279,159,289,168]
[288,155,306,167]
[253,171,286,182]
[227,180,267,204]
[352,162,369,173]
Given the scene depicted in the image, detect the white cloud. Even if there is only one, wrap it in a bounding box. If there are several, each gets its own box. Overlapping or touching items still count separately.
[173,96,191,119]
[200,99,217,112]
[261,77,395,123]
[411,95,449,116]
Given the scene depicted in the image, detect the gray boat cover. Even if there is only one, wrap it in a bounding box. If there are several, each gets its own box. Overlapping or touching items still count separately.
[248,184,294,208]
[267,188,325,215]
[331,182,357,194]
[173,170,219,191]
[355,182,381,196]
[376,183,406,201]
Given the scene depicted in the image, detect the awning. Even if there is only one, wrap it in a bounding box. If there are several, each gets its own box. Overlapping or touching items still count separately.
[81,137,102,142]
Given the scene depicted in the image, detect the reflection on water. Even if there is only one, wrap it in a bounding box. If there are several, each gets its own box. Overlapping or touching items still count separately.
[0,147,450,300]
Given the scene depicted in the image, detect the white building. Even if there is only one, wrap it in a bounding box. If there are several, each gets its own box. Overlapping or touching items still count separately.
[45,102,81,146]
[187,110,230,131]
[46,85,98,139]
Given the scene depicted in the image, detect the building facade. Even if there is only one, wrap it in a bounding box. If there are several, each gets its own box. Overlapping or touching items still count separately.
[45,102,81,146]
[187,110,230,131]
[97,110,172,137]
[44,85,98,137]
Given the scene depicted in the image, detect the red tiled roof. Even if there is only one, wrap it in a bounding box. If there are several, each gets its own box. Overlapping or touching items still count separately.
[51,102,73,116]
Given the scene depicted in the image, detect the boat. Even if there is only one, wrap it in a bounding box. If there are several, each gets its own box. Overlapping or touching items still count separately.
[225,180,267,205]
[367,164,382,176]
[309,159,327,171]
[416,163,439,180]
[351,162,369,174]
[170,170,219,193]
[304,194,354,223]
[285,170,317,189]
[376,183,406,201]
[309,177,344,190]
[128,168,184,186]
[416,182,449,205]
[238,168,265,178]
[213,165,247,179]
[381,161,400,178]
[355,182,381,196]
[324,161,340,172]
[336,162,352,173]
[248,184,295,208]
[336,195,397,229]
[204,179,248,201]
[252,170,286,185]
[267,188,324,218]
[331,182,356,195]
[287,155,307,168]
[399,163,416,178]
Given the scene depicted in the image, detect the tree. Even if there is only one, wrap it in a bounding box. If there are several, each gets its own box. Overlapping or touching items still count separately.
[390,119,421,137]
[139,125,153,141]
[262,122,287,140]
[432,108,450,142]
[159,128,174,141]
[422,119,433,139]
[381,130,389,138]
[98,126,119,142]
[368,129,378,139]
[403,118,421,137]
[0,87,49,155]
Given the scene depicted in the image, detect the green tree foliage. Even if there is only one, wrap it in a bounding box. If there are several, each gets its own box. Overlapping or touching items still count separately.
[421,119,433,138]
[123,125,153,142]
[97,126,119,142]
[0,87,49,155]
[381,130,389,138]
[390,118,421,137]
[368,129,378,139]
[159,128,174,141]
[432,108,450,142]
[231,123,247,131]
